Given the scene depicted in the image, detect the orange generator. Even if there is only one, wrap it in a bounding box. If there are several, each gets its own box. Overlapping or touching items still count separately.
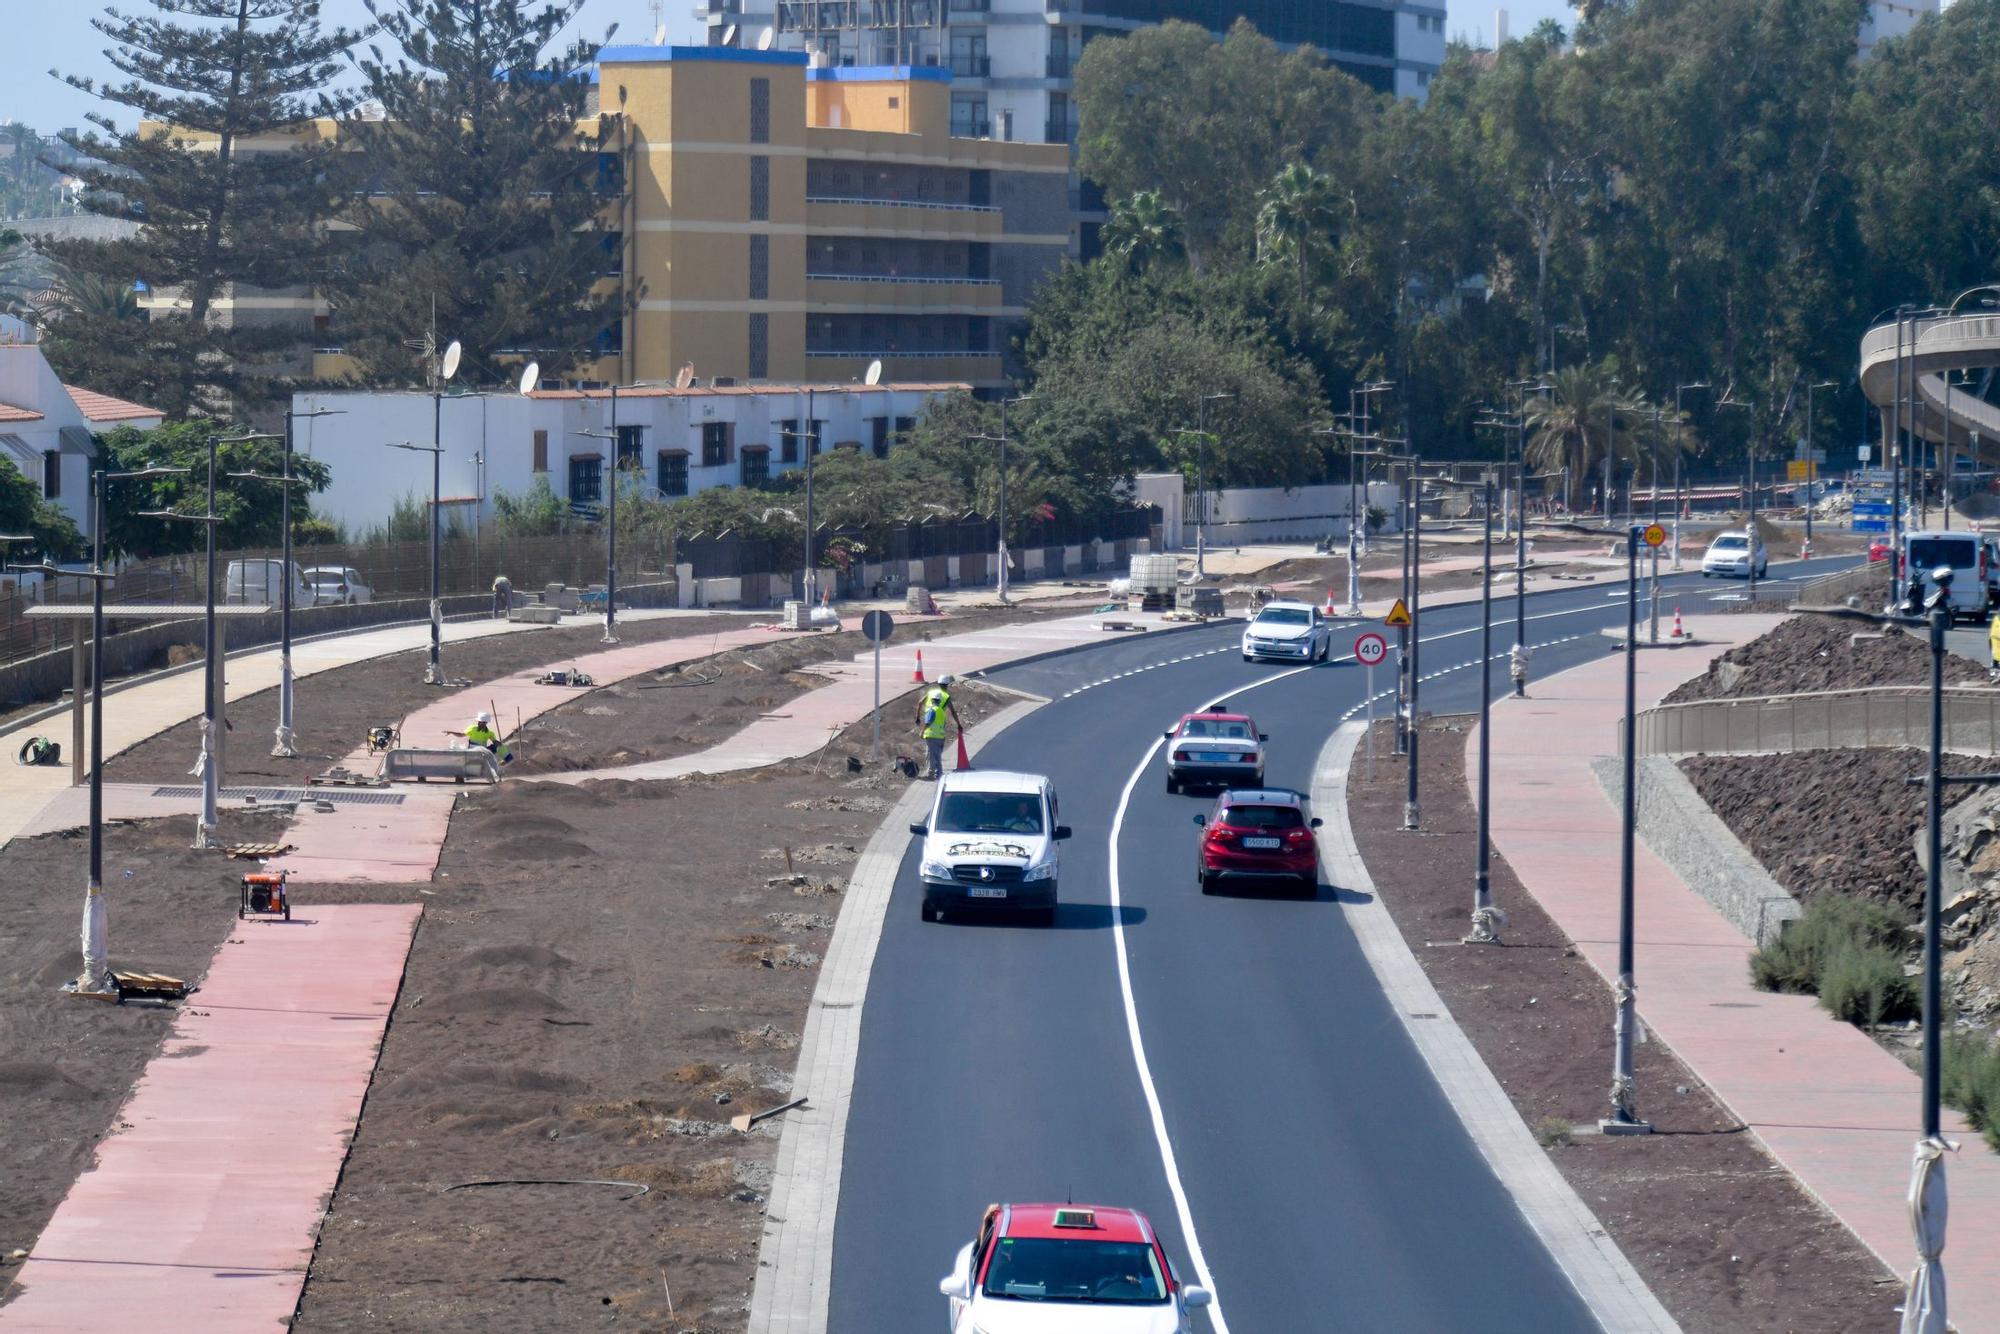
[240,870,292,921]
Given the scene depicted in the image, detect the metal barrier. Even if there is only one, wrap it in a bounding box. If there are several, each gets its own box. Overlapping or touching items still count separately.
[383,748,501,784]
[1796,559,1889,608]
[1633,686,2000,757]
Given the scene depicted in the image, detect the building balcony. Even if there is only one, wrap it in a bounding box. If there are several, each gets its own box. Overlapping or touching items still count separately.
[806,196,1003,240]
[1044,119,1076,145]
[948,55,990,78]
[806,272,1003,310]
[951,115,991,140]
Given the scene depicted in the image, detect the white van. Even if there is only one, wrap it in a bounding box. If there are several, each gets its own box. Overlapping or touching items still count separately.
[910,769,1070,925]
[1901,532,1993,623]
[224,559,311,608]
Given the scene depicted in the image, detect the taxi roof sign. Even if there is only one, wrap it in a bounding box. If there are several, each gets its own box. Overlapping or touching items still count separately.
[1383,598,1412,628]
[1051,1208,1098,1229]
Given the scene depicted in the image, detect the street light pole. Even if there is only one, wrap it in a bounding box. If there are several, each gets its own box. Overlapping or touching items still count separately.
[993,392,1032,604]
[1404,453,1422,830]
[199,435,219,847]
[1673,382,1710,570]
[1604,521,1653,1135]
[1466,469,1502,943]
[606,382,620,642]
[271,407,341,756]
[1193,391,1234,578]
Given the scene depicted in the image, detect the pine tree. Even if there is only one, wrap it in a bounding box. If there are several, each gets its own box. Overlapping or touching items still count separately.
[327,0,620,387]
[42,1,356,418]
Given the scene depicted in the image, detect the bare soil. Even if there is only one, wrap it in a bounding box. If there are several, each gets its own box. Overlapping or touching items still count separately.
[1349,715,1900,1332]
[1663,614,1989,705]
[509,602,1083,776]
[288,682,1015,1332]
[0,809,297,1298]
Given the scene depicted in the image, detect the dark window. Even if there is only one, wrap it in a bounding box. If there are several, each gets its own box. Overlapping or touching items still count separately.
[750,156,769,221]
[749,234,769,300]
[870,417,889,458]
[533,429,549,472]
[41,450,58,498]
[810,419,824,454]
[701,421,733,468]
[658,451,689,496]
[616,423,644,469]
[569,456,603,505]
[894,416,916,446]
[778,418,798,463]
[750,77,770,144]
[749,312,769,378]
[742,447,770,487]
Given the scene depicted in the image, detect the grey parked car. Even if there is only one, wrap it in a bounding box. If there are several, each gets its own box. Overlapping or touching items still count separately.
[305,566,375,605]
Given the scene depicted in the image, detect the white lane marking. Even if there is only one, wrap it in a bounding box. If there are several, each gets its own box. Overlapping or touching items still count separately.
[1106,739,1233,1334]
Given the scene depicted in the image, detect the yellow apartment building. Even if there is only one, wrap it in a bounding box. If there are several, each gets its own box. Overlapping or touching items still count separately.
[141,46,1072,394]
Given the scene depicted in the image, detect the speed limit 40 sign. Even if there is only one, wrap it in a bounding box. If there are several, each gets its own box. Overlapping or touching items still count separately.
[1353,631,1389,666]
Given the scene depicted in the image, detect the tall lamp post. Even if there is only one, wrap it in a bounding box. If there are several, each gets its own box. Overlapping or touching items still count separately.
[1190,391,1235,578]
[1673,382,1711,569]
[1510,380,1553,694]
[266,406,343,756]
[1468,468,1504,943]
[1603,519,1654,1136]
[385,339,481,685]
[970,391,1032,604]
[1718,397,1756,595]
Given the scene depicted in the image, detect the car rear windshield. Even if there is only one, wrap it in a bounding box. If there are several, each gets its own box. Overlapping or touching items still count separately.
[1256,607,1310,625]
[981,1237,1167,1304]
[1219,804,1304,829]
[1180,718,1254,740]
[1909,538,1976,570]
[1711,536,1747,550]
[308,572,344,584]
[936,792,1044,835]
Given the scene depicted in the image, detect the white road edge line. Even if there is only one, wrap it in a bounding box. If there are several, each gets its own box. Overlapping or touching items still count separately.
[1107,739,1233,1333]
[1311,721,1681,1334]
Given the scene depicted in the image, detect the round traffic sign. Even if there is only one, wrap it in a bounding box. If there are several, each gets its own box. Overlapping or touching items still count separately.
[860,610,895,643]
[1353,631,1389,666]
[1642,523,1667,548]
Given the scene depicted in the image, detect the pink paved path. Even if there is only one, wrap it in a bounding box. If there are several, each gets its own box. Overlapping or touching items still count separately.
[1480,614,2000,1323]
[0,904,421,1332]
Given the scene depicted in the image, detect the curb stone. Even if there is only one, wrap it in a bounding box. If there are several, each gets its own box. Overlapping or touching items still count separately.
[747,696,1046,1334]
[1312,721,1680,1334]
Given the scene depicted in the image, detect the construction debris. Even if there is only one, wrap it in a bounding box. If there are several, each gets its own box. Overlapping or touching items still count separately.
[225,842,296,860]
[730,1096,808,1132]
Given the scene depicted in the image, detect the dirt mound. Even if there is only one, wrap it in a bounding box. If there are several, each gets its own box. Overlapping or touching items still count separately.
[491,815,576,838]
[0,1062,96,1099]
[489,835,596,861]
[418,986,569,1018]
[460,945,572,971]
[1679,748,1991,917]
[1664,614,1988,704]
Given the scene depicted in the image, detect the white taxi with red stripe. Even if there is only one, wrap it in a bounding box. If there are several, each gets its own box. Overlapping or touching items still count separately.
[939,1202,1212,1332]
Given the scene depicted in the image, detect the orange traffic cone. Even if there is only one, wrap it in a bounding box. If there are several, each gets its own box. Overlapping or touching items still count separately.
[1670,606,1686,639]
[1323,587,1337,615]
[912,648,927,683]
[955,731,972,772]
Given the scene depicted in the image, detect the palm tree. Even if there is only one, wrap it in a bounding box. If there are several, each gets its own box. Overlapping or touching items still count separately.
[1102,191,1185,275]
[1524,364,1647,512]
[1255,162,1340,306]
[0,228,34,319]
[52,270,140,322]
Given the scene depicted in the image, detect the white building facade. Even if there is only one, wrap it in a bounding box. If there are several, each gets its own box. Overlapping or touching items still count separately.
[292,380,967,536]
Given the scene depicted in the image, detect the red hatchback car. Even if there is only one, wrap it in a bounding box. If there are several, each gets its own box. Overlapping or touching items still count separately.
[1193,788,1322,895]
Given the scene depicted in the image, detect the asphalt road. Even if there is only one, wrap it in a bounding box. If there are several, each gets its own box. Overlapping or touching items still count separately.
[828,556,1857,1333]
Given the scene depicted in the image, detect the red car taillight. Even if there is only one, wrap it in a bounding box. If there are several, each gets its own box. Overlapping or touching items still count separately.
[1284,828,1313,847]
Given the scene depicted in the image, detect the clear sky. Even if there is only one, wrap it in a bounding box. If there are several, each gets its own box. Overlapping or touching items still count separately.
[0,0,1575,135]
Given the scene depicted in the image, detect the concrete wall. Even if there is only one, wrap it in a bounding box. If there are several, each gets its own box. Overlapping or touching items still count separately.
[1131,474,1405,549]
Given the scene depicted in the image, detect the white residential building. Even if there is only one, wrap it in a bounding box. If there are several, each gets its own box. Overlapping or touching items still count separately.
[1860,0,1940,56]
[0,315,165,544]
[292,379,967,535]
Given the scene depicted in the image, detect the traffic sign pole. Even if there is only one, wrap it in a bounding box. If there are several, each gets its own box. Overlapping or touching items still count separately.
[1365,662,1375,782]
[1354,631,1389,786]
[860,610,895,762]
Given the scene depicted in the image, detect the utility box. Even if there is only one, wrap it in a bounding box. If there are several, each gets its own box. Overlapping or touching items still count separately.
[1176,585,1223,618]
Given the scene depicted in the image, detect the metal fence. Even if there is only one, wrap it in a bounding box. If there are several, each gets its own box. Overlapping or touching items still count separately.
[1633,686,2000,757]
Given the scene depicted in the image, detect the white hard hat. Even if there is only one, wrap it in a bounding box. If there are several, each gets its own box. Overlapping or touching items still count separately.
[475,710,492,724]
[938,674,955,686]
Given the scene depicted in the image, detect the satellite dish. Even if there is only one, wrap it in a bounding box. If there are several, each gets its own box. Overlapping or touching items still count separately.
[440,339,462,382]
[721,23,738,46]
[864,358,883,386]
[519,361,541,395]
[756,26,774,51]
[656,24,671,44]
[674,362,695,390]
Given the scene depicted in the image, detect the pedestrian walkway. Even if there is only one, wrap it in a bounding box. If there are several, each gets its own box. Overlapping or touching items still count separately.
[0,904,421,1333]
[1480,614,2000,1327]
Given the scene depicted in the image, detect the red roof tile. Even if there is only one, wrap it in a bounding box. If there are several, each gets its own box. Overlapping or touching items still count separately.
[64,384,164,423]
[0,402,44,423]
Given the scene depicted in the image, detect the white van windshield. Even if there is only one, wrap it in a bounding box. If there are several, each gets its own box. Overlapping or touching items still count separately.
[937,792,1045,835]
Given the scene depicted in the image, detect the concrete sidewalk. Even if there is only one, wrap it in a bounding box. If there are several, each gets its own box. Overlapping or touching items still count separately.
[1479,613,2000,1327]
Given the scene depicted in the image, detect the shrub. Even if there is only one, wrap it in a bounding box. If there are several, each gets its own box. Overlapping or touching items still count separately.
[1750,894,1909,997]
[1533,1116,1574,1149]
[1942,1031,2000,1153]
[1816,943,1919,1026]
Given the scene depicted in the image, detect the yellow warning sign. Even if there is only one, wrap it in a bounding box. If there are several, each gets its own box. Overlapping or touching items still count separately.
[1642,523,1667,548]
[1383,598,1412,628]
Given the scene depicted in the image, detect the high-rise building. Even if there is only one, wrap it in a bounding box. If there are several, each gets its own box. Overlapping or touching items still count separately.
[696,2,1450,131]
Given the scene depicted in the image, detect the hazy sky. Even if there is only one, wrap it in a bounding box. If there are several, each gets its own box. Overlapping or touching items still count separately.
[0,0,1572,134]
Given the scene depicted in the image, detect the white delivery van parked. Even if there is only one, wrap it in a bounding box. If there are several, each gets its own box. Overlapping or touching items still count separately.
[1901,532,1993,623]
[224,559,311,608]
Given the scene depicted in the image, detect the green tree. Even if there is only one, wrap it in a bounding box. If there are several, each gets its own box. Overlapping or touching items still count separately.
[1101,191,1185,275]
[0,456,85,560]
[44,1,356,416]
[0,228,36,319]
[1255,163,1341,307]
[95,419,332,557]
[491,474,574,537]
[327,0,620,387]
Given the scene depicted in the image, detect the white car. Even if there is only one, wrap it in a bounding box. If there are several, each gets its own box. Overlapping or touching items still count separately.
[911,770,1070,925]
[941,1203,1212,1333]
[1700,532,1768,579]
[305,565,375,605]
[1240,600,1330,662]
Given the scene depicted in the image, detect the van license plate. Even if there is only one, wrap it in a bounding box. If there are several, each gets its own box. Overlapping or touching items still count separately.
[967,886,1008,899]
[1243,837,1281,850]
